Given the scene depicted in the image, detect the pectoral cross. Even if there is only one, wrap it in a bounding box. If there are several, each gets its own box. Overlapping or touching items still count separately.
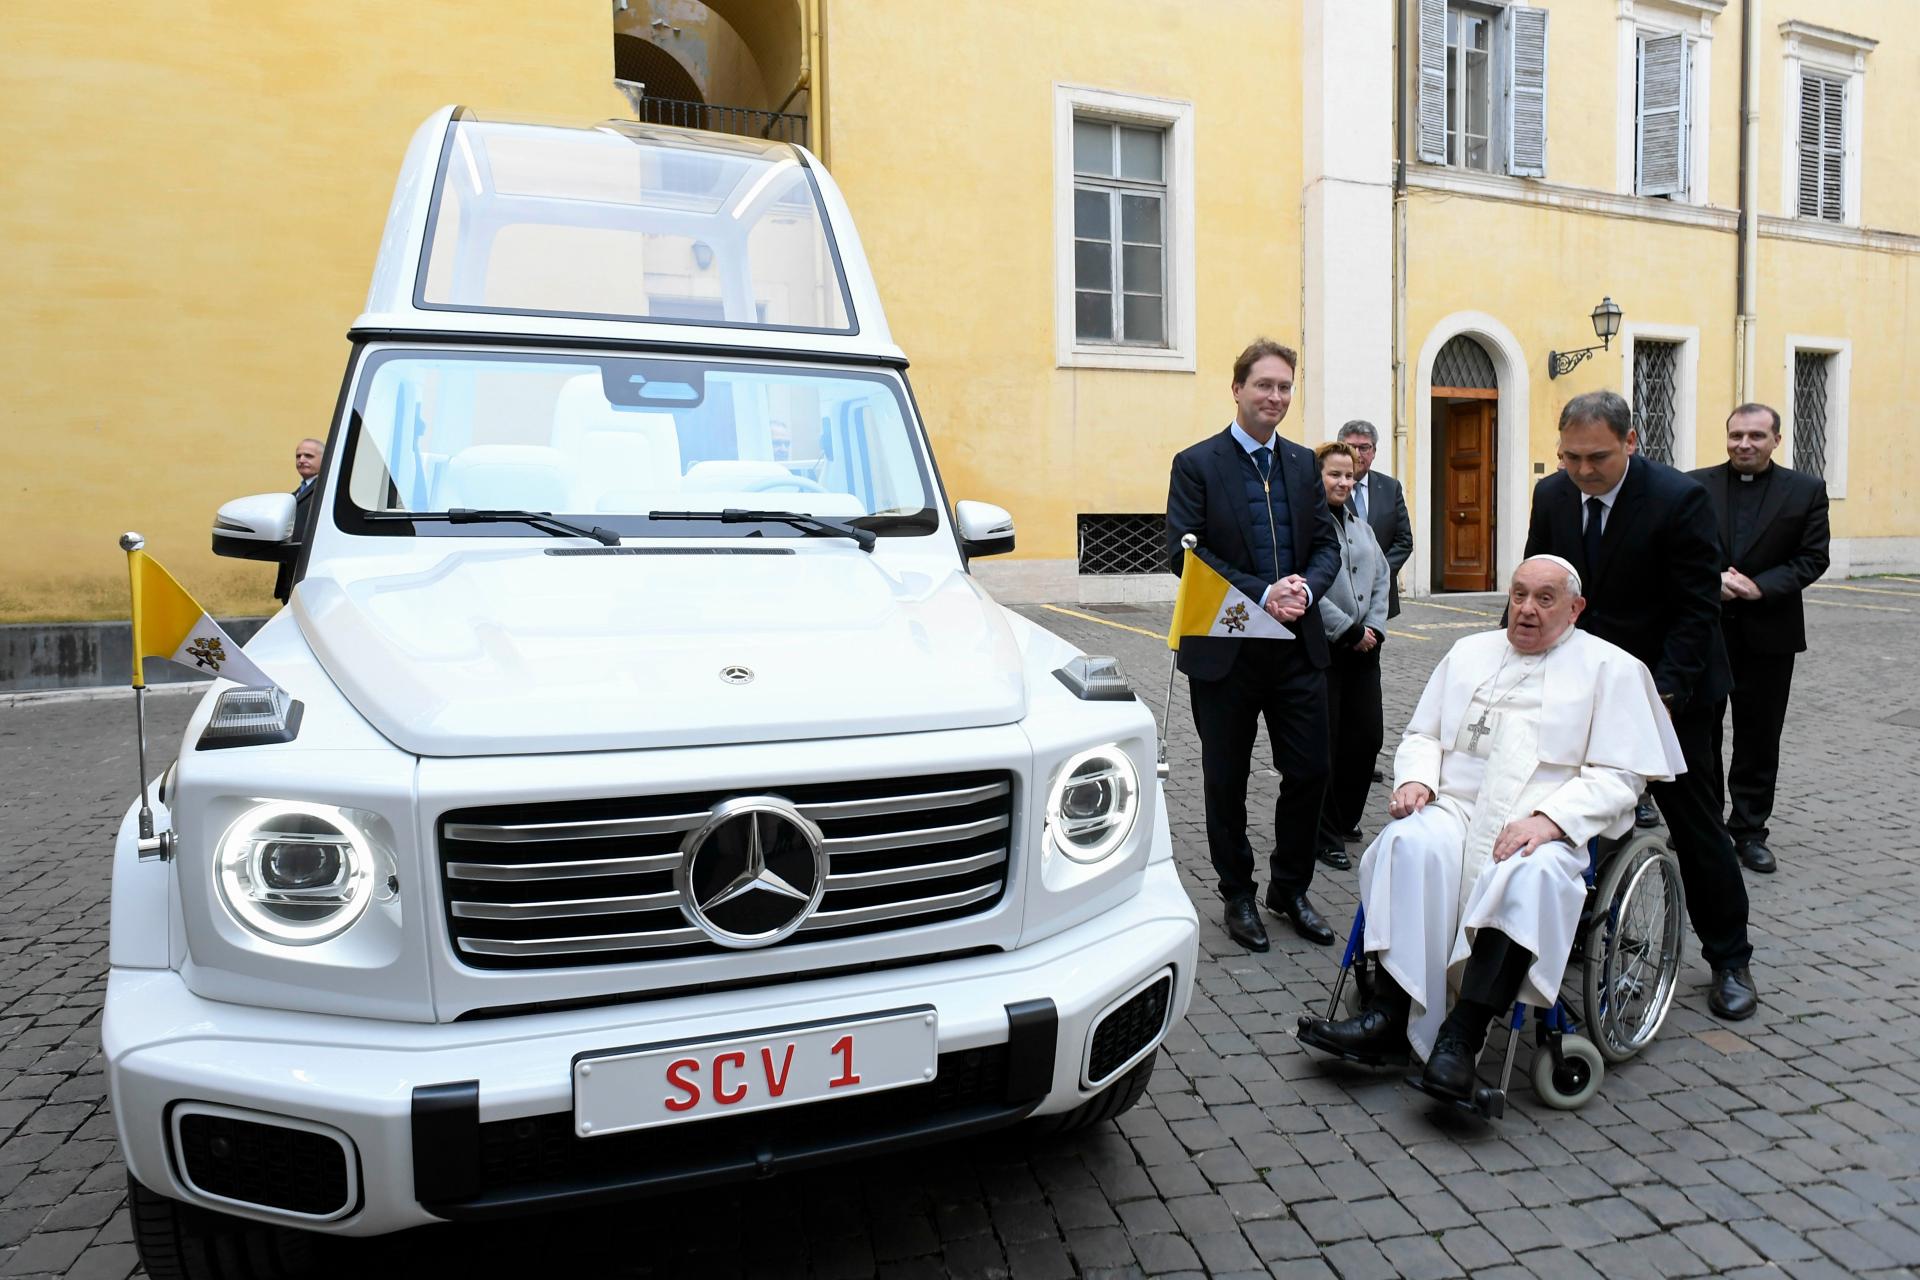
[1466,710,1494,751]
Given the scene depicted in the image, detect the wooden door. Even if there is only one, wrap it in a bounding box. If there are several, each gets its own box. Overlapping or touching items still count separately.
[1442,401,1495,591]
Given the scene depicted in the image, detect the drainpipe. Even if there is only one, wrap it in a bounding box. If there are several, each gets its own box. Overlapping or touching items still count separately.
[1392,0,1411,485]
[1734,0,1760,402]
[796,0,824,161]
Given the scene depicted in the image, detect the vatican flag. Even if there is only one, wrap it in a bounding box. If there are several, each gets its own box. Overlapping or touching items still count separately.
[1167,552,1294,649]
[125,546,274,689]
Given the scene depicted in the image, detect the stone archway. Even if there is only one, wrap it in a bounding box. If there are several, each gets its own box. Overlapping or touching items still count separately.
[1411,312,1532,597]
[610,2,813,145]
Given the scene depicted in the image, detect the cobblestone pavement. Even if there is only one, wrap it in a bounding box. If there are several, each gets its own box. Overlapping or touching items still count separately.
[1,580,1917,1278]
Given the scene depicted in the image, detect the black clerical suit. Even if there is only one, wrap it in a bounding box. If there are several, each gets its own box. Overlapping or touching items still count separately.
[273,477,316,602]
[1353,469,1414,617]
[1524,455,1751,971]
[1690,461,1831,849]
[1166,428,1342,902]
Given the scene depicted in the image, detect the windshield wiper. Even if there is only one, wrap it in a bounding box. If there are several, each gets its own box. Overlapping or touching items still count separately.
[648,508,877,552]
[366,509,622,546]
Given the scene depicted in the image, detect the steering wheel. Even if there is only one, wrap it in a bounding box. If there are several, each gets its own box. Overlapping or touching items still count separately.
[740,472,829,493]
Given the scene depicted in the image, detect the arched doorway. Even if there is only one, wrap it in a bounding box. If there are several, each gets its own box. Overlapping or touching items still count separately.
[610,2,811,146]
[1411,313,1532,599]
[1430,335,1500,591]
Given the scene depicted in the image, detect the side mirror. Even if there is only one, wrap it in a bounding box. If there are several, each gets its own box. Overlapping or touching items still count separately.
[955,500,1015,558]
[212,493,298,563]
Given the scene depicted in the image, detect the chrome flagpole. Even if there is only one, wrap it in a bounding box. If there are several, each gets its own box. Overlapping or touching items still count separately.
[121,532,174,862]
[1160,533,1198,778]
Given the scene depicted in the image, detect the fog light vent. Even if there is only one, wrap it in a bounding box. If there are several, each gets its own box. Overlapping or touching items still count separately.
[172,1103,357,1221]
[1085,970,1174,1088]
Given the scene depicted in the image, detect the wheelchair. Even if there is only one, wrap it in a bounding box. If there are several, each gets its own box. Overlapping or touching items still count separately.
[1301,830,1685,1118]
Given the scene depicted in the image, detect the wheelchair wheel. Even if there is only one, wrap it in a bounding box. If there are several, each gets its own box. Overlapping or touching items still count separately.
[1581,834,1685,1063]
[1530,1034,1604,1109]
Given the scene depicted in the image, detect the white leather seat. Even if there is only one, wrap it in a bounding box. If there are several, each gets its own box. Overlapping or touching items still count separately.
[435,445,573,511]
[551,375,683,510]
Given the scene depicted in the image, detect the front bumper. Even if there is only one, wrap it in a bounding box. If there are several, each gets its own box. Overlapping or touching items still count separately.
[106,858,1196,1236]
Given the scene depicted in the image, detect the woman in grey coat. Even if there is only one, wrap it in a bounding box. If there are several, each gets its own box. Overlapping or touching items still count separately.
[1313,440,1391,871]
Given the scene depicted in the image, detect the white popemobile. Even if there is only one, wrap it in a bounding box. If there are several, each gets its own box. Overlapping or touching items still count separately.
[104,109,1197,1270]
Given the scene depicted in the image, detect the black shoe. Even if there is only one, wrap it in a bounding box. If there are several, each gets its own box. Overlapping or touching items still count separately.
[1265,889,1336,945]
[1345,825,1364,841]
[1709,967,1758,1021]
[1223,894,1270,952]
[1737,840,1776,874]
[1298,1011,1409,1065]
[1316,847,1352,871]
[1371,769,1385,784]
[1420,1031,1478,1101]
[1635,798,1660,829]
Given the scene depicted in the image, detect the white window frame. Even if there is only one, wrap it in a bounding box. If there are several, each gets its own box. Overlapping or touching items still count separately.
[1617,323,1699,467]
[1782,335,1849,499]
[1778,21,1873,228]
[1053,85,1196,372]
[1614,0,1720,203]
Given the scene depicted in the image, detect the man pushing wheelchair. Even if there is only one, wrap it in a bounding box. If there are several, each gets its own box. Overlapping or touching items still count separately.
[1299,555,1685,1105]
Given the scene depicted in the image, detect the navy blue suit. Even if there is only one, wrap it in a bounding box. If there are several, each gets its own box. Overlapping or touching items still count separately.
[1166,427,1341,901]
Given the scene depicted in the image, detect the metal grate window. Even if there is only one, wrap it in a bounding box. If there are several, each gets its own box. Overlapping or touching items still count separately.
[1078,514,1168,576]
[1631,340,1681,465]
[1793,351,1831,478]
[1433,334,1497,389]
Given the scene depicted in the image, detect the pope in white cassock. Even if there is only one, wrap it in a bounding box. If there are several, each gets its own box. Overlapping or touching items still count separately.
[1299,555,1685,1102]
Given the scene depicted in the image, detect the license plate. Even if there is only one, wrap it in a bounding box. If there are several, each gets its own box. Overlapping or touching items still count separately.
[572,1007,938,1138]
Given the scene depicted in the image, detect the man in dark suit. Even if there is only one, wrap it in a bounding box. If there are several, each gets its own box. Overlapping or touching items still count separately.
[1338,420,1414,617]
[1691,403,1831,875]
[1166,339,1343,952]
[1523,390,1756,1020]
[276,437,323,601]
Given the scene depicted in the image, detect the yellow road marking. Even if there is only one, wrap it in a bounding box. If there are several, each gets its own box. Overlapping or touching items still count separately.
[1410,621,1491,630]
[1882,575,1920,585]
[1037,604,1167,640]
[1808,582,1920,599]
[1405,599,1500,616]
[1804,597,1911,613]
[1385,629,1433,642]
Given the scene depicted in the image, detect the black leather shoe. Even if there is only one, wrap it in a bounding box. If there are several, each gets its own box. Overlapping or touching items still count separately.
[1224,895,1269,952]
[1266,889,1336,945]
[1317,847,1352,871]
[1737,840,1777,874]
[1635,798,1660,829]
[1420,1031,1478,1100]
[1709,967,1758,1021]
[1298,1012,1409,1065]
[1345,824,1364,841]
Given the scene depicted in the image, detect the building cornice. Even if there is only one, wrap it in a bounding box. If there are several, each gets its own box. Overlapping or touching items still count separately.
[1777,20,1877,57]
[1758,214,1920,255]
[1404,165,1738,233]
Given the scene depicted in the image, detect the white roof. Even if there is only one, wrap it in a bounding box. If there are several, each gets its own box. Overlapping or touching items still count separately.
[356,108,900,360]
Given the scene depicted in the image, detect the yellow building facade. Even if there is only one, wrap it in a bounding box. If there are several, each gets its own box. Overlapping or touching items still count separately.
[3,1,1914,621]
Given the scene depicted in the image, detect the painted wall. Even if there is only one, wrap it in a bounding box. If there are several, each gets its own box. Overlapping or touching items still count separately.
[821,0,1306,570]
[0,3,618,621]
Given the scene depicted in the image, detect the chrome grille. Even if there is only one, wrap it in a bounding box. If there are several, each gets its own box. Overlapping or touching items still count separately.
[440,772,1015,969]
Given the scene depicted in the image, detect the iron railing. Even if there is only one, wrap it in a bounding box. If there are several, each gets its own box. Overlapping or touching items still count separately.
[1632,339,1681,465]
[617,85,808,144]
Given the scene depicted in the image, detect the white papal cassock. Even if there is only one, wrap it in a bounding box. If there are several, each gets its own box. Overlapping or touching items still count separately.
[1358,626,1685,1059]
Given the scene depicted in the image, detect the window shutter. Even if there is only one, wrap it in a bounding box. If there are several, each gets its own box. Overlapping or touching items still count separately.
[1820,76,1846,221]
[1636,33,1688,197]
[1504,5,1549,177]
[1416,0,1447,164]
[1796,74,1823,216]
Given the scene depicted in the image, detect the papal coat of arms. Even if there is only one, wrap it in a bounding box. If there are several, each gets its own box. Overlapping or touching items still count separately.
[1220,603,1250,634]
[185,636,228,671]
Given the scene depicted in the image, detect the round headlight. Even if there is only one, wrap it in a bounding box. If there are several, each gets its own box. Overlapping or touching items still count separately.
[215,802,374,945]
[1046,746,1140,863]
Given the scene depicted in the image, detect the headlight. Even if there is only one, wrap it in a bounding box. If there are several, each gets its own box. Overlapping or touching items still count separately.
[1046,746,1140,863]
[215,802,376,945]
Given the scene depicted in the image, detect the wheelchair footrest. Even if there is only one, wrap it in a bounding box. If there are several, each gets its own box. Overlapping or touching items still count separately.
[1405,1071,1506,1120]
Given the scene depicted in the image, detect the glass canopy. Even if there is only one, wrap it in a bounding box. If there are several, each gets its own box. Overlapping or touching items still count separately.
[417,118,853,333]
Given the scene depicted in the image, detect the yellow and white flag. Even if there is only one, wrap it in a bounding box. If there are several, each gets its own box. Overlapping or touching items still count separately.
[126,548,274,689]
[1167,552,1294,649]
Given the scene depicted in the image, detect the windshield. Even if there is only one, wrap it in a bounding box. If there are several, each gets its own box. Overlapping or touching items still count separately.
[417,119,853,333]
[336,349,937,538]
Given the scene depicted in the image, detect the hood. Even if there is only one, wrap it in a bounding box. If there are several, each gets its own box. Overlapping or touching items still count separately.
[292,547,1027,756]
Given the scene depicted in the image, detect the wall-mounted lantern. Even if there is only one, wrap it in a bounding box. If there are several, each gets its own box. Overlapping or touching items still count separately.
[1548,297,1624,379]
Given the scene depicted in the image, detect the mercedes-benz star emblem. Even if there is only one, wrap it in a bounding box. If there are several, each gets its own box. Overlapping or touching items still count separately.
[676,797,826,948]
[719,664,754,685]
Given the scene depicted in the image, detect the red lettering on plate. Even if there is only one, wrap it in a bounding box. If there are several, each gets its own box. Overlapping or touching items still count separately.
[663,1058,702,1112]
[828,1034,861,1088]
[713,1051,749,1104]
[761,1044,796,1097]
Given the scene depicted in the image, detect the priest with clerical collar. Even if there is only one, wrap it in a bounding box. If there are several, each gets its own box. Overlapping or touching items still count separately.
[1299,554,1685,1101]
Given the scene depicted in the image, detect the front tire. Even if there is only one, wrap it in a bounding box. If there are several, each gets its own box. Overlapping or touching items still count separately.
[1026,1049,1158,1135]
[1529,1034,1604,1110]
[128,1175,325,1280]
